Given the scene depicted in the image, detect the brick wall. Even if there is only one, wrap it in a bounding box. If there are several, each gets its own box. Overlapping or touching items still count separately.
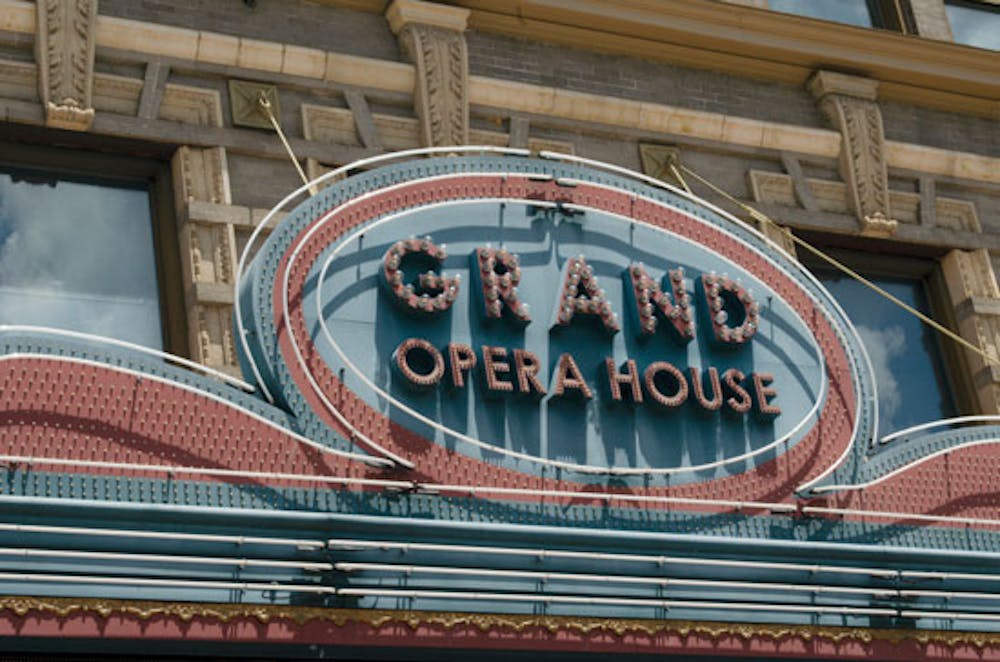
[98,0,401,61]
[466,32,826,128]
[881,101,999,158]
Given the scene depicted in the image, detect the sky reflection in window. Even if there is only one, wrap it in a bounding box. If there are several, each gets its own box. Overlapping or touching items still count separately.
[945,1,1000,50]
[768,0,873,27]
[0,171,163,349]
[816,270,956,438]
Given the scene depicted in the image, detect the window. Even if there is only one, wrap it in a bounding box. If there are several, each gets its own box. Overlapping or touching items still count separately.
[0,171,162,348]
[769,0,917,33]
[0,141,186,355]
[945,0,1000,49]
[808,252,961,438]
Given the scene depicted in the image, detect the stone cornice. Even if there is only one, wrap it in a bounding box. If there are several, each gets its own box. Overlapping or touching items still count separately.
[446,0,999,119]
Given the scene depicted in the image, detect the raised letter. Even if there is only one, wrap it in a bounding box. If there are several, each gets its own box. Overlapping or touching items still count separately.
[472,247,531,324]
[689,367,723,412]
[482,345,513,393]
[624,263,694,344]
[551,353,593,399]
[722,368,752,414]
[552,256,620,334]
[701,273,760,346]
[751,372,781,419]
[394,338,444,388]
[448,343,477,389]
[513,349,546,396]
[643,362,688,408]
[605,358,643,404]
[382,236,459,315]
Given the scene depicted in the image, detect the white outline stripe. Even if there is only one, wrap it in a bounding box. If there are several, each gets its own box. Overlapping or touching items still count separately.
[236,148,875,483]
[807,437,1000,495]
[0,454,412,489]
[0,325,255,392]
[312,193,827,476]
[0,522,325,550]
[0,353,392,468]
[2,451,995,526]
[880,415,1000,444]
[234,146,531,405]
[534,151,881,490]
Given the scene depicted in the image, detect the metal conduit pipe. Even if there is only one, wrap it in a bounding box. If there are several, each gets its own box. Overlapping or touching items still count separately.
[333,562,898,597]
[321,517,1000,564]
[0,571,336,594]
[327,538,1000,583]
[2,498,996,569]
[0,522,326,550]
[0,546,333,571]
[327,539,898,578]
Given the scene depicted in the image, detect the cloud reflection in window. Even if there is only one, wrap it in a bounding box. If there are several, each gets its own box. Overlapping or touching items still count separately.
[0,172,162,349]
[815,270,956,438]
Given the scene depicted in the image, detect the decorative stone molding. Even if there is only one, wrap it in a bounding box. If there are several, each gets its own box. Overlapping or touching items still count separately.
[34,0,97,131]
[171,146,240,375]
[302,103,573,154]
[160,84,223,127]
[172,146,231,209]
[747,170,981,233]
[386,0,470,147]
[941,249,1000,414]
[808,71,896,238]
[639,145,798,258]
[92,73,141,116]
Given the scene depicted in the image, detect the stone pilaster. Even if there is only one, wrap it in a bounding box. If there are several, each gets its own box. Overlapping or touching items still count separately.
[941,249,1000,415]
[34,0,97,131]
[386,0,470,147]
[171,146,241,377]
[808,71,896,238]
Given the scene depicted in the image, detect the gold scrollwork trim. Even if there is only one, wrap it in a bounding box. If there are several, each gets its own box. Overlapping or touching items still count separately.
[0,595,998,651]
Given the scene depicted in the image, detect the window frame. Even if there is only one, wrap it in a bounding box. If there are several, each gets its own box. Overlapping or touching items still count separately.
[799,245,978,421]
[0,139,189,358]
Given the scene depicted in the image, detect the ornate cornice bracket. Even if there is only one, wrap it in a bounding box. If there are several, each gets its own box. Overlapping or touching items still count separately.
[808,70,896,237]
[35,0,98,131]
[386,0,470,147]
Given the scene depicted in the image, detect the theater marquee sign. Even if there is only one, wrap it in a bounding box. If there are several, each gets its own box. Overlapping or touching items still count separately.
[238,153,866,491]
[1,151,998,655]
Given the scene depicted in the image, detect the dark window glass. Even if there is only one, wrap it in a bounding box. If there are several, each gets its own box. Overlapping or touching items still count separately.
[815,269,956,438]
[769,0,874,27]
[945,0,1000,49]
[0,170,163,349]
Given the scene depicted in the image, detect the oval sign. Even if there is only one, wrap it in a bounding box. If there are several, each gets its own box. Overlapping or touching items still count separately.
[238,154,869,490]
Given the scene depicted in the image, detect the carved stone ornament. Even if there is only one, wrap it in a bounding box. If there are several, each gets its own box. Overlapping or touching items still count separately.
[387,0,470,147]
[171,146,240,374]
[808,71,896,237]
[35,0,98,131]
[941,248,1000,414]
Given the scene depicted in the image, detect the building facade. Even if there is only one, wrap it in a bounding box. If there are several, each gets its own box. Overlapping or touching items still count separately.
[0,0,998,658]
